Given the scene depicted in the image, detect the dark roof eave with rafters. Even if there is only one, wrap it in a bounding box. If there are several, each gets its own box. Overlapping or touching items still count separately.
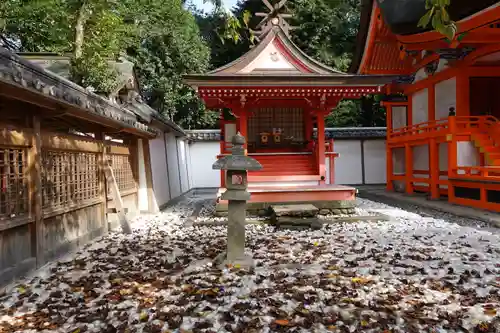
[0,47,159,137]
[184,74,396,87]
[348,0,500,74]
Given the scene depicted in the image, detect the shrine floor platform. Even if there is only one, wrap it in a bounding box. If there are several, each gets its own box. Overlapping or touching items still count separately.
[215,184,357,214]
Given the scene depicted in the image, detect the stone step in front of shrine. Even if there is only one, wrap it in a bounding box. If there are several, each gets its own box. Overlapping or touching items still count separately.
[270,204,323,230]
[271,204,319,219]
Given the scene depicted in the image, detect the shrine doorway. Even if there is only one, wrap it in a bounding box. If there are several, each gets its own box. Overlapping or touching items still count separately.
[247,107,308,153]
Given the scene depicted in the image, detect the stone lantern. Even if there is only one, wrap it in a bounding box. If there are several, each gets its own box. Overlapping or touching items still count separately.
[212,132,262,268]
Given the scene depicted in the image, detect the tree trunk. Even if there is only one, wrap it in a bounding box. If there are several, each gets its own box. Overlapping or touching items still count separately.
[74,0,88,60]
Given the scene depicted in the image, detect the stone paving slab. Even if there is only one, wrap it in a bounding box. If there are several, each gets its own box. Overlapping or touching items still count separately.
[271,204,319,218]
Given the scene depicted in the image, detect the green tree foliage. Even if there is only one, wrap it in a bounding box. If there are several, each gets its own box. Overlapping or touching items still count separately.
[127,1,211,128]
[290,0,360,72]
[418,0,456,40]
[1,0,138,92]
[1,0,213,128]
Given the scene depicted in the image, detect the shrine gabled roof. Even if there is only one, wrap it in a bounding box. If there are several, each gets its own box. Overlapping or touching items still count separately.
[185,25,396,87]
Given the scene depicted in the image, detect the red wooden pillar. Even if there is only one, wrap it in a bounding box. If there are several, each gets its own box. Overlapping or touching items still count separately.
[317,111,326,184]
[448,116,457,201]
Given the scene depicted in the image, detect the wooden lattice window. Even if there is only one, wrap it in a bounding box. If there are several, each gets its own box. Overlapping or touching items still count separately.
[248,107,304,147]
[42,151,99,210]
[109,154,135,193]
[0,147,28,220]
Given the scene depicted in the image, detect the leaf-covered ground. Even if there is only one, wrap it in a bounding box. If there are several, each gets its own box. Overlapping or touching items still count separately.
[0,198,499,333]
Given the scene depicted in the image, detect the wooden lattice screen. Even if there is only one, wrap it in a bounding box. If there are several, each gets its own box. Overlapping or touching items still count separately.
[248,107,304,146]
[0,147,28,220]
[41,150,99,210]
[109,154,136,193]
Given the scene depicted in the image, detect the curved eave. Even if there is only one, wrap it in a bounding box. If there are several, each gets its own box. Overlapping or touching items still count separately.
[349,0,375,74]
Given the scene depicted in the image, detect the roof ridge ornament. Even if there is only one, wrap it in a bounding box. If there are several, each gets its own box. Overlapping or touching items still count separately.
[254,0,296,39]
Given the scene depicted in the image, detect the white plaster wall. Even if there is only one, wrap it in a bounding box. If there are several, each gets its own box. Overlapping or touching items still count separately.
[177,139,190,193]
[137,139,149,212]
[413,145,429,186]
[189,141,220,188]
[335,140,363,185]
[186,139,387,187]
[325,156,332,185]
[435,77,457,119]
[414,67,428,82]
[412,89,429,125]
[457,142,481,174]
[149,134,170,209]
[184,142,192,190]
[364,140,386,184]
[392,106,407,128]
[436,59,450,73]
[165,132,182,199]
[439,143,449,189]
[393,148,405,175]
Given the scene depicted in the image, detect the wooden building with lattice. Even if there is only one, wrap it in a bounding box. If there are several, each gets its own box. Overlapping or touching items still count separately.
[0,48,186,285]
[350,0,500,211]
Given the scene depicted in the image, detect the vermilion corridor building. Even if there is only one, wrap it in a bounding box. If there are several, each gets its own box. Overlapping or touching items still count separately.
[350,0,500,211]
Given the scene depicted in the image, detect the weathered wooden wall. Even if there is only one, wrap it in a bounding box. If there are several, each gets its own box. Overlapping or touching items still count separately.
[0,123,139,286]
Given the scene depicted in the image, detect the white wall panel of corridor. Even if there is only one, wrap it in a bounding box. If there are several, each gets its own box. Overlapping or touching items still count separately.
[185,129,387,188]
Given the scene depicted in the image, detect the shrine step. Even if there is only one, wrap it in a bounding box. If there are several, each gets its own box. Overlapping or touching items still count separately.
[270,204,319,219]
[270,204,322,230]
[273,217,323,230]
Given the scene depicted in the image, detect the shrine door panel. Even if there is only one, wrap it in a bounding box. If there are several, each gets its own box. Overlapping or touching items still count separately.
[248,107,304,150]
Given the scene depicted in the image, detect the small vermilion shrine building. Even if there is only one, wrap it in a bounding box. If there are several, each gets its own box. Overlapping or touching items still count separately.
[350,0,500,211]
[185,18,392,210]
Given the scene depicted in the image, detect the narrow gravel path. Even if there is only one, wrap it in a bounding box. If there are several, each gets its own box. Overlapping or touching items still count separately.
[0,197,499,333]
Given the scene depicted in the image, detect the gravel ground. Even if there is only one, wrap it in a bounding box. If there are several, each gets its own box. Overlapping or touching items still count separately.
[0,196,499,333]
[358,192,500,234]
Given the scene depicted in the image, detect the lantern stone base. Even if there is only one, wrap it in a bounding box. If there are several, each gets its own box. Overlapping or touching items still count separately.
[214,252,255,269]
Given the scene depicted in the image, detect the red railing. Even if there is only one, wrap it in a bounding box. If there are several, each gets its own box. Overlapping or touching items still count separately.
[451,166,500,181]
[389,115,500,183]
[389,115,500,142]
[389,118,449,141]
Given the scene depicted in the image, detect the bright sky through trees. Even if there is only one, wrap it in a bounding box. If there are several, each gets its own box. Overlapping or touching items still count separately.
[192,0,238,11]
